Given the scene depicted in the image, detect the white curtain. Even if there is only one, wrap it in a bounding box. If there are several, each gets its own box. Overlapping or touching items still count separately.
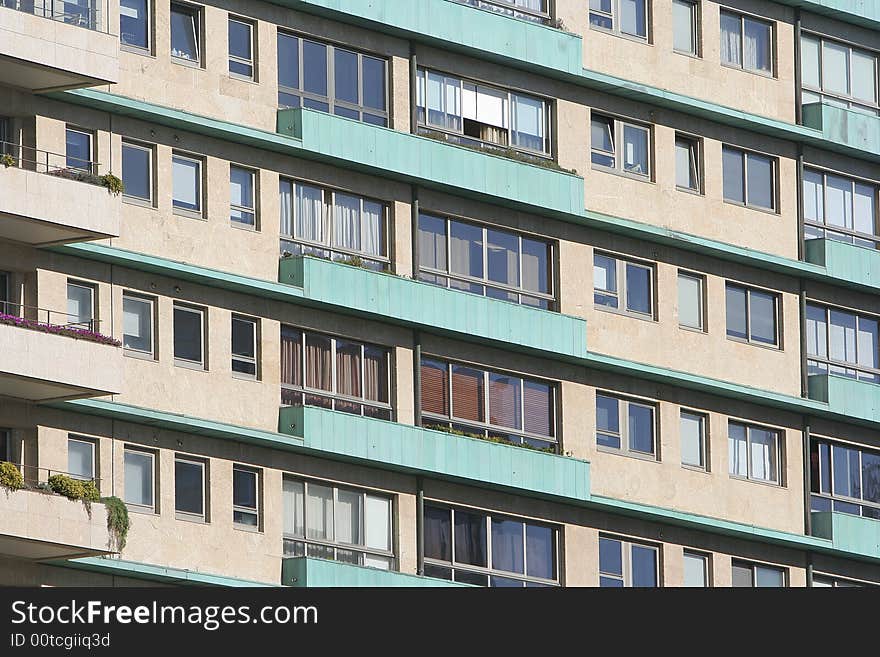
[743,20,769,72]
[306,483,334,541]
[825,174,853,230]
[720,13,741,66]
[728,425,748,478]
[279,180,293,237]
[333,193,361,251]
[361,200,383,257]
[335,488,362,546]
[854,183,875,235]
[830,310,857,363]
[858,318,879,369]
[295,183,324,243]
[750,429,776,482]
[806,305,827,359]
[521,241,542,294]
[282,478,305,537]
[802,170,824,224]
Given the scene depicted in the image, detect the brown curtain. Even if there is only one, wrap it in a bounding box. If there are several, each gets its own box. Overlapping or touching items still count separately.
[488,373,521,430]
[451,364,484,423]
[305,334,332,391]
[523,380,553,438]
[420,359,449,417]
[364,346,388,403]
[280,327,302,386]
[336,340,361,398]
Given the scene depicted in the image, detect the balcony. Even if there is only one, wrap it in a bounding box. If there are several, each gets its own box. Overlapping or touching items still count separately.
[804,238,880,292]
[807,373,880,425]
[278,405,591,503]
[276,108,585,218]
[774,1,880,30]
[282,557,468,587]
[272,0,581,76]
[0,306,122,401]
[0,483,111,560]
[0,145,120,245]
[811,512,880,560]
[802,102,880,161]
[279,255,588,359]
[0,0,118,91]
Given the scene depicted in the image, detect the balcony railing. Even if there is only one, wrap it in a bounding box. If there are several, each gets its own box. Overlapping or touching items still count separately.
[0,0,105,32]
[451,0,554,25]
[1,141,100,181]
[2,461,102,489]
[0,302,119,346]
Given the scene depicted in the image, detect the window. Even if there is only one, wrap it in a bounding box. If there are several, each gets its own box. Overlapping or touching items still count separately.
[813,575,872,587]
[732,560,786,587]
[591,113,651,178]
[66,281,94,329]
[803,167,879,248]
[122,141,152,204]
[589,0,648,41]
[175,456,206,521]
[67,437,95,481]
[124,448,155,511]
[720,10,773,75]
[120,0,149,50]
[728,421,781,484]
[452,0,551,23]
[122,293,154,357]
[677,271,704,330]
[418,212,555,309]
[801,34,878,115]
[173,304,205,369]
[722,145,775,211]
[599,535,659,587]
[680,410,707,469]
[228,17,254,80]
[170,2,200,64]
[675,134,701,192]
[233,465,260,528]
[230,165,256,228]
[810,438,880,519]
[279,179,389,269]
[281,327,391,419]
[593,252,654,318]
[596,393,656,457]
[231,315,257,378]
[424,503,558,586]
[0,429,9,462]
[172,153,202,216]
[65,127,92,172]
[416,68,551,156]
[683,550,709,587]
[277,32,388,126]
[420,357,557,451]
[672,0,698,55]
[806,303,879,383]
[283,477,393,570]
[725,283,779,347]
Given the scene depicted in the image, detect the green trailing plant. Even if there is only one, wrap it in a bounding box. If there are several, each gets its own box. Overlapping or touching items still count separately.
[0,153,14,168]
[338,255,364,268]
[99,172,124,196]
[425,424,557,454]
[47,473,87,500]
[101,496,130,552]
[0,462,24,491]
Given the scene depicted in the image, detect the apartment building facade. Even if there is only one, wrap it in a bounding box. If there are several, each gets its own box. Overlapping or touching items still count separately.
[1,0,880,587]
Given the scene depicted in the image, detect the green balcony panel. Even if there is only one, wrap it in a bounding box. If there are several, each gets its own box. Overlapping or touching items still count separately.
[270,0,582,76]
[774,1,880,29]
[811,512,880,560]
[282,557,468,587]
[277,108,585,217]
[279,405,591,503]
[807,374,880,424]
[804,238,880,291]
[279,255,588,359]
[803,102,880,159]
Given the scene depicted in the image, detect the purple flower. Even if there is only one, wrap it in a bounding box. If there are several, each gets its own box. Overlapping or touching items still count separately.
[0,313,121,347]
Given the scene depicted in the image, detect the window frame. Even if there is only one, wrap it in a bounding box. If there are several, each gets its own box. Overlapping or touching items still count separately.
[419,356,559,451]
[171,152,204,218]
[121,139,154,206]
[174,455,208,522]
[672,0,700,57]
[119,0,152,53]
[810,436,880,519]
[802,165,880,248]
[806,301,880,383]
[65,126,94,174]
[598,534,661,587]
[725,282,781,348]
[228,15,256,81]
[423,502,560,587]
[722,145,778,212]
[282,475,396,570]
[682,549,711,587]
[593,251,655,320]
[719,8,775,77]
[172,303,206,370]
[596,392,658,459]
[677,270,705,331]
[674,133,703,194]
[122,292,155,359]
[731,559,787,587]
[589,0,650,43]
[800,32,879,115]
[679,408,708,471]
[123,447,156,513]
[231,314,259,380]
[728,420,782,485]
[233,464,261,530]
[416,211,557,310]
[229,163,257,229]
[170,1,202,66]
[590,112,652,180]
[66,280,96,330]
[67,436,96,482]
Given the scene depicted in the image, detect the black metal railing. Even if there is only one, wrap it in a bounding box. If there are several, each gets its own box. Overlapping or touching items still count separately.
[1,140,101,182]
[0,300,102,333]
[0,0,104,31]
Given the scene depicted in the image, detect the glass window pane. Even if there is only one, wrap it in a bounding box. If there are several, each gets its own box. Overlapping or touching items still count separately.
[725,285,747,340]
[832,444,860,499]
[806,304,827,359]
[424,505,451,561]
[622,124,649,175]
[678,273,702,329]
[628,403,654,454]
[822,41,850,97]
[852,49,877,104]
[277,33,300,90]
[362,56,386,111]
[672,0,695,54]
[858,317,879,370]
[170,5,198,61]
[591,116,615,168]
[743,18,772,73]
[491,518,524,574]
[596,394,619,433]
[282,478,305,537]
[334,49,359,105]
[68,439,94,480]
[488,373,522,430]
[173,307,202,363]
[511,94,545,152]
[174,460,203,516]
[526,524,555,580]
[123,296,152,353]
[124,451,153,507]
[750,427,778,483]
[755,565,784,587]
[829,309,857,364]
[625,263,652,314]
[67,284,93,325]
[722,147,744,203]
[631,545,657,587]
[364,494,390,552]
[120,0,149,49]
[306,483,334,541]
[303,40,328,96]
[418,213,447,273]
[803,169,824,223]
[233,468,257,510]
[861,452,880,504]
[620,0,646,38]
[65,129,91,170]
[231,317,255,359]
[675,137,698,190]
[449,220,483,279]
[599,537,622,576]
[749,289,777,345]
[746,153,774,209]
[826,174,853,229]
[854,183,876,236]
[486,229,519,287]
[680,411,704,468]
[801,36,820,89]
[454,509,487,567]
[683,552,707,587]
[728,423,748,477]
[451,364,485,423]
[172,156,200,211]
[720,12,742,67]
[731,563,753,587]
[594,253,618,308]
[228,19,251,62]
[521,237,550,295]
[122,143,150,200]
[335,487,362,546]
